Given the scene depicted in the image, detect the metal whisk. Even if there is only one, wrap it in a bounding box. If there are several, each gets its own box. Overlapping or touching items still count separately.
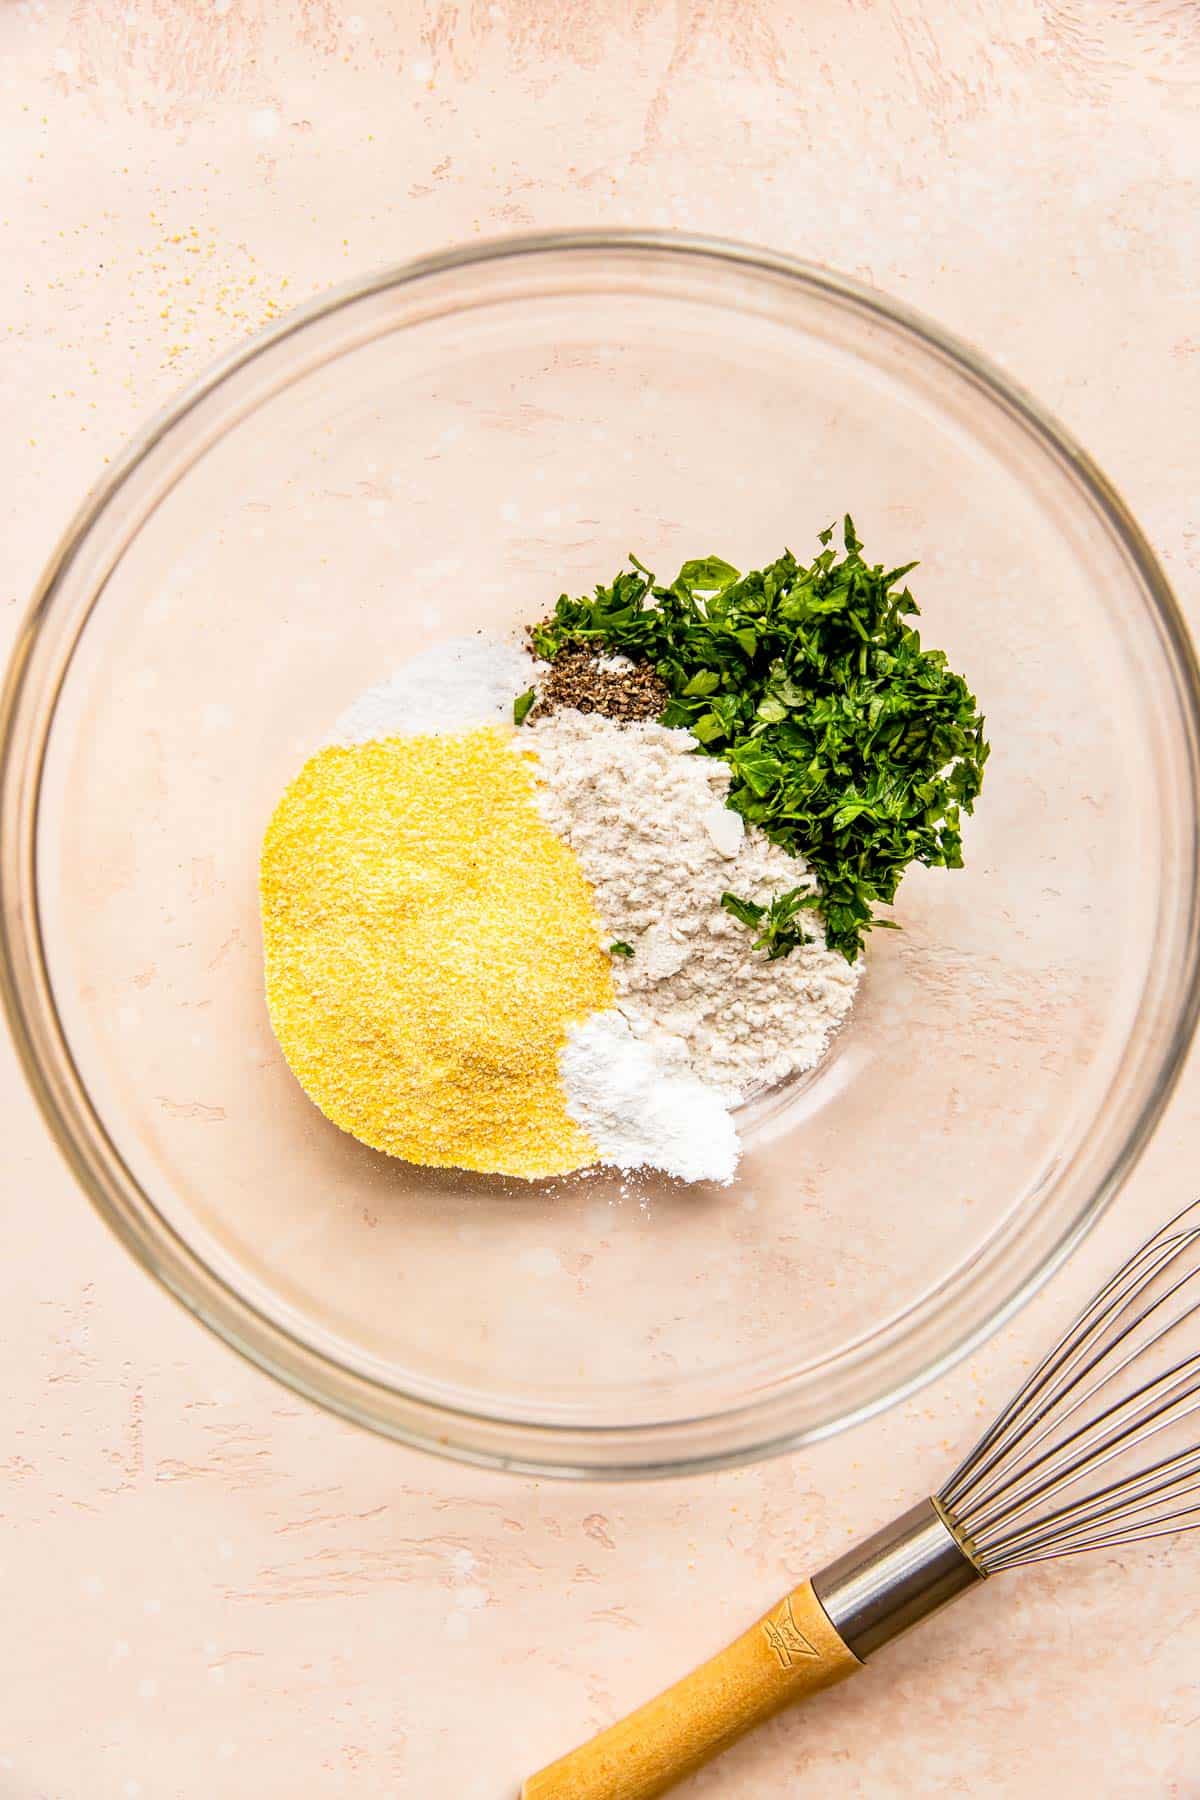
[524,1203,1200,1800]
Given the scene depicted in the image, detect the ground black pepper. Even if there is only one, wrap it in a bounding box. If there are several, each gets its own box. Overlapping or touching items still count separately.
[525,643,670,725]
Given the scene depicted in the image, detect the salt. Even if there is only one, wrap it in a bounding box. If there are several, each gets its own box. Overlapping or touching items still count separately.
[332,635,539,744]
[561,1012,739,1186]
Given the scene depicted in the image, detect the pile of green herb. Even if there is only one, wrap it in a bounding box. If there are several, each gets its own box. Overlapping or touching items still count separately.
[526,519,988,961]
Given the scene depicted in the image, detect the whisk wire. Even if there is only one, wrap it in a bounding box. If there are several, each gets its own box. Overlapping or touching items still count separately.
[967,1344,1200,1539]
[938,1200,1200,1572]
[986,1480,1200,1568]
[940,1227,1191,1514]
[976,1442,1200,1565]
[985,1517,1200,1570]
[999,1276,1200,1475]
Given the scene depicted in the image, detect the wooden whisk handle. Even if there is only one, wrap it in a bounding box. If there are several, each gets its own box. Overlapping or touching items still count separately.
[521,1579,861,1800]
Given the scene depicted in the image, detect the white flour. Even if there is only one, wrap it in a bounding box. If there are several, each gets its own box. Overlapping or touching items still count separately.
[530,711,861,1105]
[333,635,539,744]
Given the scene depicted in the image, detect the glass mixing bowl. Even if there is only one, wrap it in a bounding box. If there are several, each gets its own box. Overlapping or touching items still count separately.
[3,232,1198,1476]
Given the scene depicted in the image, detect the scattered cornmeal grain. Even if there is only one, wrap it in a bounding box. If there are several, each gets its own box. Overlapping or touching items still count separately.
[260,727,614,1178]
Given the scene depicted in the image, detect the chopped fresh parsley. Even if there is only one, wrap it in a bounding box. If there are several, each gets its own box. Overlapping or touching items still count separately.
[533,519,988,961]
[720,887,819,960]
[513,686,536,727]
[608,940,635,958]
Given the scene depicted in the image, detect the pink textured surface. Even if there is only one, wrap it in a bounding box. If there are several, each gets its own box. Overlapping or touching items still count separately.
[3,3,1200,1796]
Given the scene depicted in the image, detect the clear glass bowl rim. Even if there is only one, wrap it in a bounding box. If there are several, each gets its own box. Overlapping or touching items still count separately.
[3,228,1199,1480]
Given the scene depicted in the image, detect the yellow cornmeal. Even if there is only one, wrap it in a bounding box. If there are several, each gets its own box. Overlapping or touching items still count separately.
[259,727,613,1179]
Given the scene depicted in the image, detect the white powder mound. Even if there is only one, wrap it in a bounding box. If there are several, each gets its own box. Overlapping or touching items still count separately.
[332,635,540,744]
[530,711,861,1104]
[561,1011,739,1186]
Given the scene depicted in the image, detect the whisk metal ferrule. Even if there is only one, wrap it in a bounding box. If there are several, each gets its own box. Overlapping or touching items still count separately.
[812,1498,985,1659]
